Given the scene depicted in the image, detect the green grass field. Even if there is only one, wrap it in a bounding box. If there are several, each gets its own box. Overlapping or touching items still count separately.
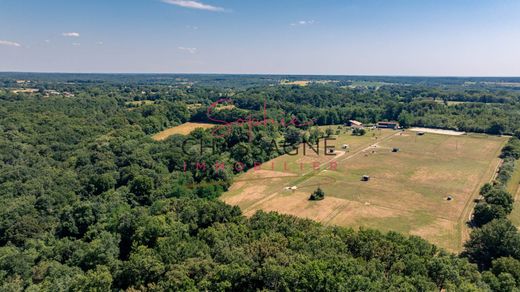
[221,127,507,252]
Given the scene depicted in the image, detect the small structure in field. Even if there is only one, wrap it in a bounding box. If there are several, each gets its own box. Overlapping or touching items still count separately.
[342,144,349,150]
[392,148,400,152]
[361,175,370,182]
[417,132,425,136]
[446,196,453,201]
[348,120,364,128]
[377,121,400,129]
[326,148,336,155]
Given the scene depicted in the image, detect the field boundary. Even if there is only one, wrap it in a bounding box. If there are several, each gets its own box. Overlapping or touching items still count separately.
[458,138,507,249]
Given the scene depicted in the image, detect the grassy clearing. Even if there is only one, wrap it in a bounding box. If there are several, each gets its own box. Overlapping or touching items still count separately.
[507,162,520,226]
[221,128,506,252]
[125,100,155,106]
[151,122,215,141]
[280,80,311,86]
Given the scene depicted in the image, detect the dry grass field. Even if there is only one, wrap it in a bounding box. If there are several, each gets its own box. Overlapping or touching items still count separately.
[508,165,520,227]
[151,122,215,141]
[221,127,507,252]
[280,80,311,86]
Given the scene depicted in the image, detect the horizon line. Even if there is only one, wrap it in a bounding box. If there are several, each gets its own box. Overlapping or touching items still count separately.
[1,71,520,79]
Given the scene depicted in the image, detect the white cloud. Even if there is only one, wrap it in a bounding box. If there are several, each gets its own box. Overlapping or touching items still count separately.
[162,0,225,12]
[186,25,199,30]
[62,32,80,37]
[0,40,21,47]
[178,46,197,54]
[72,43,81,46]
[290,20,317,26]
[96,41,104,45]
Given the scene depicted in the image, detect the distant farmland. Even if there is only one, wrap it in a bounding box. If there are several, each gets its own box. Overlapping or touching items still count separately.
[152,122,214,141]
[221,128,507,252]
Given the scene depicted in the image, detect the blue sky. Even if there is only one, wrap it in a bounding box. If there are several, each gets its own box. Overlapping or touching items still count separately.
[1,0,519,76]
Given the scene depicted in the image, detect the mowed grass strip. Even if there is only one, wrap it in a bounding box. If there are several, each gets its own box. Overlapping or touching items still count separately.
[152,122,215,141]
[222,129,506,252]
[508,162,520,226]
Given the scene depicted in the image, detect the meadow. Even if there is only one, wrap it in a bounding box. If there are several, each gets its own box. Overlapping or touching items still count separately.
[151,122,215,141]
[221,127,507,251]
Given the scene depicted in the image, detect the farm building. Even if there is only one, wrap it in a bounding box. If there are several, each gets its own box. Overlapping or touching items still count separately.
[348,120,364,128]
[326,148,336,155]
[361,175,370,181]
[377,121,400,129]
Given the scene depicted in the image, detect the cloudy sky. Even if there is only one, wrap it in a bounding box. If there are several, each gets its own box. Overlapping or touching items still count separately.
[1,0,520,76]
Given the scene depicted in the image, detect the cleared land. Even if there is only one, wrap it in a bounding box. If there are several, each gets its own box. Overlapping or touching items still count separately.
[280,80,311,86]
[152,122,214,141]
[221,127,507,252]
[409,127,466,136]
[508,164,520,227]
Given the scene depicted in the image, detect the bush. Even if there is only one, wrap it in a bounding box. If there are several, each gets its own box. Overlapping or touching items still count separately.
[352,128,366,136]
[309,187,325,201]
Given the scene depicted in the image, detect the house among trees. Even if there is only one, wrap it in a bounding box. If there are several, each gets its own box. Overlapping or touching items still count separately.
[348,120,364,128]
[377,121,400,129]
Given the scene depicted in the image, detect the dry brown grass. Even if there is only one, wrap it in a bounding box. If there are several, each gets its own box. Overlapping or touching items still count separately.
[151,122,215,141]
[280,80,311,86]
[221,129,507,252]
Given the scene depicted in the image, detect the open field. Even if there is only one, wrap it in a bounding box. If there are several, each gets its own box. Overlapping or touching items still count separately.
[508,163,520,227]
[221,127,507,252]
[280,80,311,86]
[125,100,155,106]
[151,122,215,141]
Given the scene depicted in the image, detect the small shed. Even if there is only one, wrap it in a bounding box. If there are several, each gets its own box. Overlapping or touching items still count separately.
[447,196,453,201]
[361,175,370,182]
[342,144,349,149]
[417,132,425,136]
[392,148,400,152]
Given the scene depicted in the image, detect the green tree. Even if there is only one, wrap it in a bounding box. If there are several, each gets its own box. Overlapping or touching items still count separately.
[463,219,520,270]
[309,187,325,201]
[325,127,334,137]
[352,128,366,136]
[491,257,520,286]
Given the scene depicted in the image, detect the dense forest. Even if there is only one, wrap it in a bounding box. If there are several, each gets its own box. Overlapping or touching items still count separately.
[1,74,520,291]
